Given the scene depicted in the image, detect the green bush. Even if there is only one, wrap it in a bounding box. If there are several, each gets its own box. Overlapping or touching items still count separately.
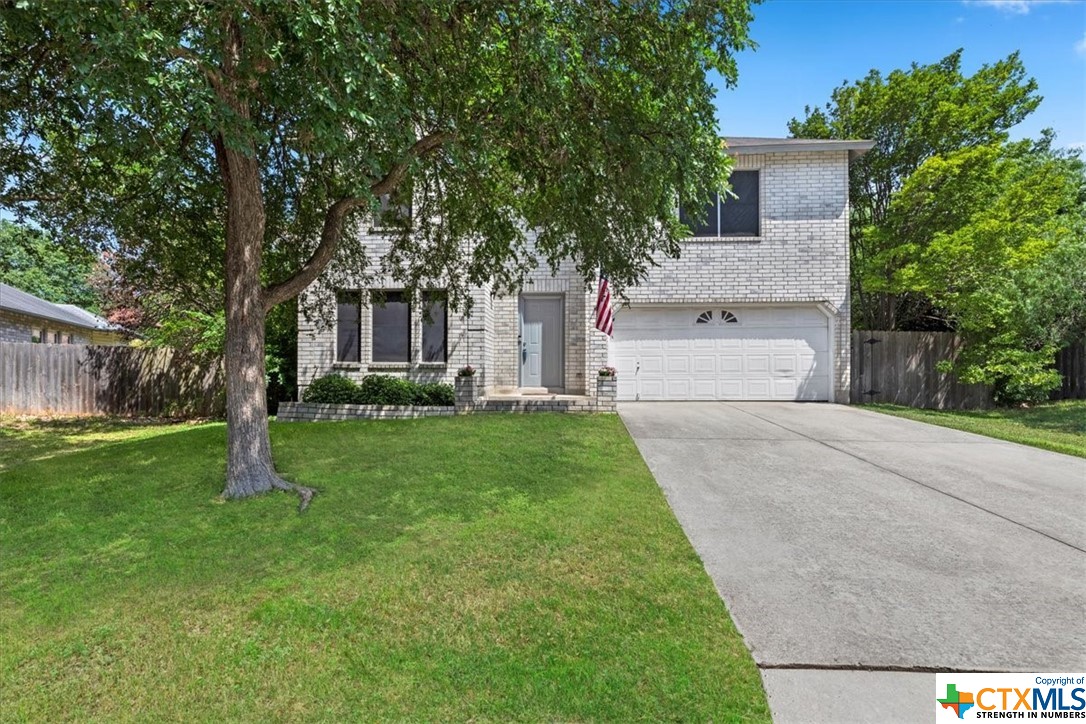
[301,374,456,406]
[414,382,455,406]
[356,374,418,405]
[301,374,359,404]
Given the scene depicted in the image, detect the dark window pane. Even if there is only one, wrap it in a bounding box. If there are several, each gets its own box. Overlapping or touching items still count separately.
[336,292,361,362]
[377,186,412,227]
[372,291,410,362]
[680,192,719,237]
[421,292,447,363]
[720,171,759,236]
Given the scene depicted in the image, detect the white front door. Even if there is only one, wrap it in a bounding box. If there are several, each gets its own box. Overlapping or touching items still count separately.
[519,295,564,391]
[610,305,831,401]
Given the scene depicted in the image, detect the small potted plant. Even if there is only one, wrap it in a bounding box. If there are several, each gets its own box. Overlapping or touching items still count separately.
[597,366,617,378]
[455,365,479,409]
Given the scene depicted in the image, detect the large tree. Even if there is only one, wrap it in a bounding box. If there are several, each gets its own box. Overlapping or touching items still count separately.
[788,50,1041,329]
[0,220,98,309]
[875,137,1085,402]
[1,1,755,505]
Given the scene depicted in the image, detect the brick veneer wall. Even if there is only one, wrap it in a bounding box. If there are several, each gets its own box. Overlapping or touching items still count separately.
[619,150,853,400]
[277,402,456,421]
[0,310,125,345]
[297,148,852,401]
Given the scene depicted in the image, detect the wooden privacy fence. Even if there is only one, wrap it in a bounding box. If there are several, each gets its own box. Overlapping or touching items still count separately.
[850,330,991,410]
[851,332,1086,409]
[1053,341,1086,400]
[0,342,225,417]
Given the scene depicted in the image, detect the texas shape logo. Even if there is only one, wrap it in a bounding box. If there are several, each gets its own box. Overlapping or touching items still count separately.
[938,683,976,719]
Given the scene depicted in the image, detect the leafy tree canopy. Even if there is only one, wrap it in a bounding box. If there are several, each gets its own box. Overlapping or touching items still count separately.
[788,49,1041,329]
[0,1,758,500]
[3,0,756,304]
[0,220,98,309]
[875,137,1085,402]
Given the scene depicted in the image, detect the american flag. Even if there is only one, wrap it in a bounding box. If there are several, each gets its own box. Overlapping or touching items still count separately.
[595,273,614,336]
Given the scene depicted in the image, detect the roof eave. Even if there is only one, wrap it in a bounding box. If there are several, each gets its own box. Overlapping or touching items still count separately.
[725,140,875,161]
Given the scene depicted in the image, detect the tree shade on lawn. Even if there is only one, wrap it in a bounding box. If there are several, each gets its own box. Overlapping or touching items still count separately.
[0,2,757,503]
[0,415,770,721]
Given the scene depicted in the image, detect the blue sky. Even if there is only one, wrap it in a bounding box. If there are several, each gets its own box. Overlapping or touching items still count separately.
[712,0,1086,149]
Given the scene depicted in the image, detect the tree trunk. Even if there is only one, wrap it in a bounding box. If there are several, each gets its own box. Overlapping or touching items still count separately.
[219,142,314,509]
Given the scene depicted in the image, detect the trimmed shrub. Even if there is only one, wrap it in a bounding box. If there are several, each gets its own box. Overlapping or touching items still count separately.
[301,374,359,404]
[414,382,455,406]
[301,374,455,406]
[356,374,417,405]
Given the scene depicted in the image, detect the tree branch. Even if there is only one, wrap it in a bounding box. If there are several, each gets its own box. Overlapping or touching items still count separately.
[261,131,454,310]
[167,46,226,94]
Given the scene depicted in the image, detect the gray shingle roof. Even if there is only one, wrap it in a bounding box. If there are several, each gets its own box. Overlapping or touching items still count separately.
[723,136,874,160]
[0,283,116,330]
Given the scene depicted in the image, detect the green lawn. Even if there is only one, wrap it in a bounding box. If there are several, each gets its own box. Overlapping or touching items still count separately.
[0,414,769,722]
[863,400,1086,458]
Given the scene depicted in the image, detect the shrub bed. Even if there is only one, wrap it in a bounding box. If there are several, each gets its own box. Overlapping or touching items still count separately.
[302,374,454,406]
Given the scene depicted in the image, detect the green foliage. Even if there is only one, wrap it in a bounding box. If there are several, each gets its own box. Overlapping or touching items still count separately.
[1,1,758,306]
[413,382,455,407]
[876,139,1085,403]
[140,309,226,357]
[0,221,98,309]
[356,375,417,406]
[789,50,1042,329]
[300,374,359,405]
[301,374,454,406]
[864,401,1086,458]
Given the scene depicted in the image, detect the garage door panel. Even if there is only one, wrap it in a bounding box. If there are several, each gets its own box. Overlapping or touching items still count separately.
[719,380,744,398]
[720,355,743,373]
[746,355,770,373]
[640,355,664,374]
[666,356,690,374]
[693,380,717,398]
[746,379,771,398]
[639,379,665,399]
[665,379,691,398]
[773,379,798,398]
[610,305,831,401]
[693,355,716,374]
[773,354,798,375]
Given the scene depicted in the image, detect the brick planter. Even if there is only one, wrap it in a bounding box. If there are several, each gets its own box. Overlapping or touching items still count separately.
[596,375,617,412]
[277,402,455,421]
[455,375,479,412]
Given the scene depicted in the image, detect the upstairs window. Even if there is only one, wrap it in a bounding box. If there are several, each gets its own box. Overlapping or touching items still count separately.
[336,292,361,362]
[680,193,720,238]
[375,185,412,228]
[371,291,410,362]
[680,170,760,237]
[720,171,759,236]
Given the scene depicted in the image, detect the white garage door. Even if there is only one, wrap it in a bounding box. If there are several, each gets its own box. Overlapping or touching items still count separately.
[610,306,831,401]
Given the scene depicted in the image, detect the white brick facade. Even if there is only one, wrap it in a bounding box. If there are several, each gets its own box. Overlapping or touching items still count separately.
[297,144,857,402]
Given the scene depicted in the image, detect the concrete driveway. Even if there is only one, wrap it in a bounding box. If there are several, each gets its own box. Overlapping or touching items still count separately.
[620,402,1086,723]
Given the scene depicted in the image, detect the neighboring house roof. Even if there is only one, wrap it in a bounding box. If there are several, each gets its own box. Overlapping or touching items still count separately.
[0,282,122,332]
[724,136,874,161]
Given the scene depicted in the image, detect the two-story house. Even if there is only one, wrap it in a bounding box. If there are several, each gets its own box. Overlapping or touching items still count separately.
[297,137,873,403]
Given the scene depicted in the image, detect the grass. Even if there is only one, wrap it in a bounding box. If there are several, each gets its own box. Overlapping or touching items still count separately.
[0,414,769,722]
[863,400,1086,458]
